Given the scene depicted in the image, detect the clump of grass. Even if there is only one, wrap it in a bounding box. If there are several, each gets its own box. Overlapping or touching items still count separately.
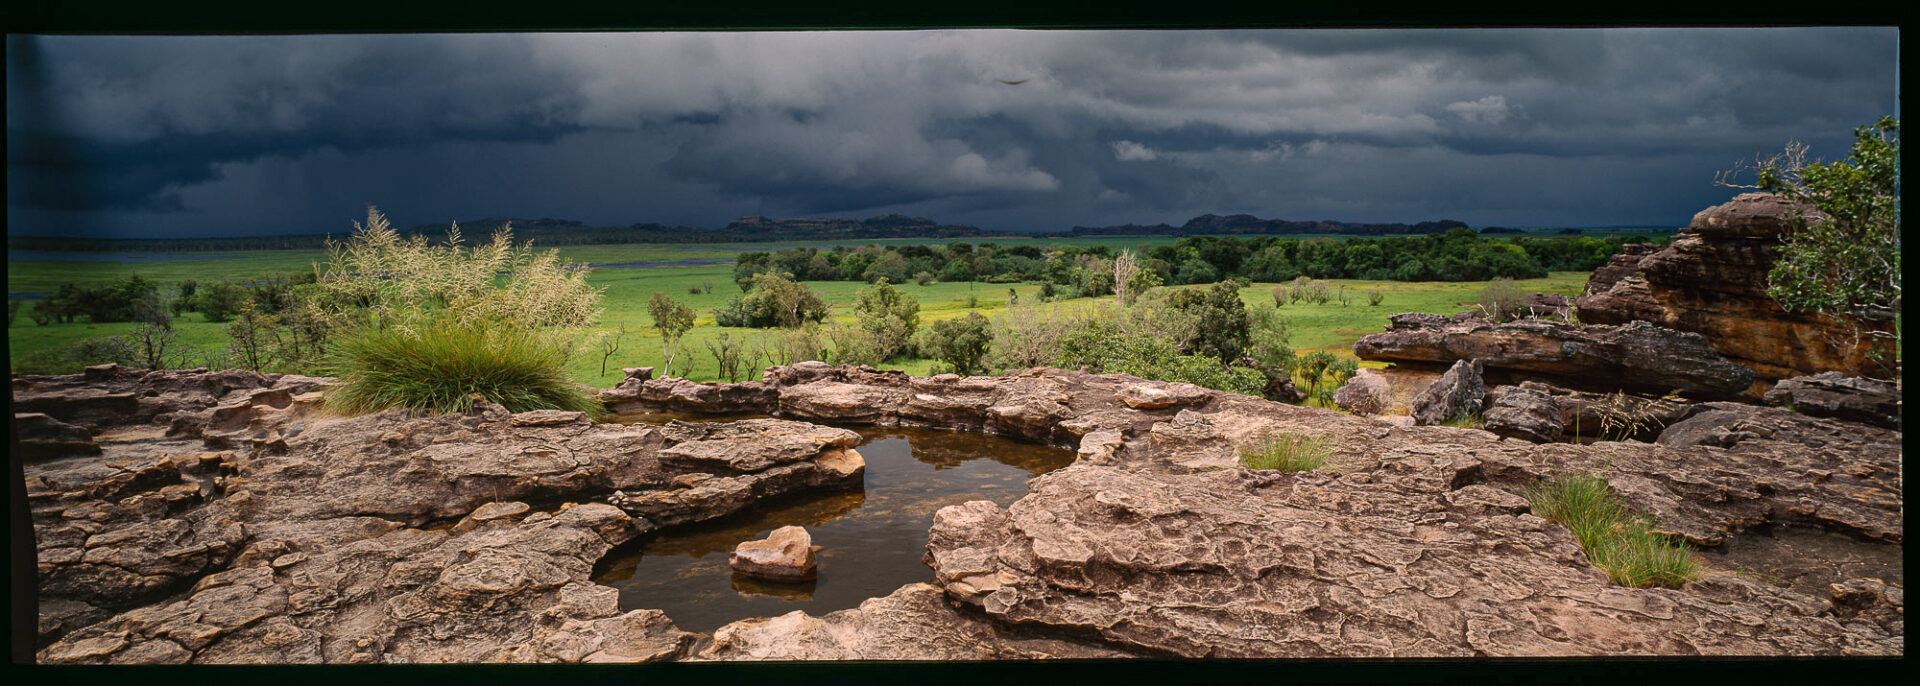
[1237,433,1331,472]
[1440,409,1484,428]
[1525,472,1701,588]
[323,317,604,416]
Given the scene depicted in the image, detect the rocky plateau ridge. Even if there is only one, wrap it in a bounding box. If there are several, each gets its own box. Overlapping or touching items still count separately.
[13,354,1904,660]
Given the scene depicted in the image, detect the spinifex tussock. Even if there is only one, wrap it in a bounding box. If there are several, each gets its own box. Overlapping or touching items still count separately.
[1236,432,1330,472]
[323,316,603,416]
[1525,471,1701,588]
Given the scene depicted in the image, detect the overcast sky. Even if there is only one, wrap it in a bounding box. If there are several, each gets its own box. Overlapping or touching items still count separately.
[5,28,1900,239]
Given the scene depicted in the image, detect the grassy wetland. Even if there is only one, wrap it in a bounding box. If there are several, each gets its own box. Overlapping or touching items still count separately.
[8,238,1594,391]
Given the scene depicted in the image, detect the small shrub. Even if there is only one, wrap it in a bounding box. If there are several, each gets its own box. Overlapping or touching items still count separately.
[1237,433,1330,472]
[1367,290,1385,307]
[323,317,602,416]
[184,281,254,323]
[1476,277,1527,322]
[1526,472,1701,588]
[1440,409,1484,428]
[704,332,760,382]
[10,336,139,374]
[1595,389,1683,441]
[913,271,935,286]
[766,323,827,367]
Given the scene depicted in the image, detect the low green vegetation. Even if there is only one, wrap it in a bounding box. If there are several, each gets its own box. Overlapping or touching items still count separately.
[12,215,1601,409]
[322,316,602,416]
[1236,433,1331,472]
[1727,116,1900,377]
[305,208,605,416]
[1525,472,1701,588]
[732,229,1664,292]
[1440,409,1485,429]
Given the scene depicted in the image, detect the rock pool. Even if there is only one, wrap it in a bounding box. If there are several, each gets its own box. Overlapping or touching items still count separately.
[591,424,1074,633]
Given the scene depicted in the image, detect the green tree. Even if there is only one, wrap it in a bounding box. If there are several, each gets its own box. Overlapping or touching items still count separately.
[1168,281,1250,364]
[853,279,921,360]
[648,291,697,372]
[189,281,255,323]
[1724,116,1900,376]
[713,272,830,328]
[919,312,993,375]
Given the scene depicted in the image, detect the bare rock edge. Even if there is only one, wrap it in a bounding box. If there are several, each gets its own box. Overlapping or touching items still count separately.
[21,362,1903,662]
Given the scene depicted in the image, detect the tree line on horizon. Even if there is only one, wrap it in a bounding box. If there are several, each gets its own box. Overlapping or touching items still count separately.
[7,211,1660,254]
[731,230,1663,296]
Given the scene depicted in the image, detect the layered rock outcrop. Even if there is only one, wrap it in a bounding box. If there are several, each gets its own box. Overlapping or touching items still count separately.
[613,364,1900,657]
[1352,314,1754,398]
[1481,386,1562,443]
[1762,372,1901,430]
[25,362,1905,661]
[1574,192,1894,382]
[20,368,867,663]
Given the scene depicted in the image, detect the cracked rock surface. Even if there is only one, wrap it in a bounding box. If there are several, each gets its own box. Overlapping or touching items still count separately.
[23,360,1905,661]
[22,368,866,663]
[617,363,1903,658]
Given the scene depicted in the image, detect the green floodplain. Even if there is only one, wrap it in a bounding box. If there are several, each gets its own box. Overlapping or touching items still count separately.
[7,233,1622,389]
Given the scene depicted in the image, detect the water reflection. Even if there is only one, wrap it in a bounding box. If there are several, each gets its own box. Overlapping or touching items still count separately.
[590,424,1074,634]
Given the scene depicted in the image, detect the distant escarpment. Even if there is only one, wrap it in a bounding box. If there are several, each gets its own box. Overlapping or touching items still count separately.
[1070,213,1470,237]
[1574,192,1894,383]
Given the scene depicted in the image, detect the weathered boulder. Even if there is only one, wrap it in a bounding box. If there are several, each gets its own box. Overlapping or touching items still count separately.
[1354,315,1754,398]
[1332,371,1390,416]
[1409,359,1485,426]
[1575,193,1893,381]
[1575,275,1665,327]
[1482,386,1562,443]
[1762,372,1901,430]
[1584,243,1662,295]
[729,526,819,582]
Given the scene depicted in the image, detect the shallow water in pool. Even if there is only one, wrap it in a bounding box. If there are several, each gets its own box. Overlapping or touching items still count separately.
[590,425,1075,634]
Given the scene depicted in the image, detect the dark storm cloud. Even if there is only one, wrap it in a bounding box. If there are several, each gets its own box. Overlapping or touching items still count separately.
[4,28,1900,238]
[7,34,587,212]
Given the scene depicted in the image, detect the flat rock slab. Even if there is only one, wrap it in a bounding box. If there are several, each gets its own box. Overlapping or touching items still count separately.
[926,465,1899,657]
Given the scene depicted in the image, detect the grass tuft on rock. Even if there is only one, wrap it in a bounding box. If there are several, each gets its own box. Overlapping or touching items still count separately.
[323,317,604,417]
[1525,471,1701,588]
[1237,432,1330,472]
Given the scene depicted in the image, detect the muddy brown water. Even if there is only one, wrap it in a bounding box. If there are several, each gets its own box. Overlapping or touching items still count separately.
[591,418,1075,634]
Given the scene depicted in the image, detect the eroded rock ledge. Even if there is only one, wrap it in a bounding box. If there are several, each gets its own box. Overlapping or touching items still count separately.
[1350,314,1755,398]
[22,361,1905,661]
[21,367,866,663]
[611,362,1901,658]
[1574,192,1894,382]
